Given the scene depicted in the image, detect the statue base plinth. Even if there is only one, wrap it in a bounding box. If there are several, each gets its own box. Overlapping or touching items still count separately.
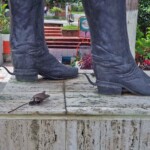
[0,70,150,150]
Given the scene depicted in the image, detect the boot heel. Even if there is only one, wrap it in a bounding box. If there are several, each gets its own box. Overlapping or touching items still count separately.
[16,75,38,82]
[15,69,38,82]
[97,82,122,95]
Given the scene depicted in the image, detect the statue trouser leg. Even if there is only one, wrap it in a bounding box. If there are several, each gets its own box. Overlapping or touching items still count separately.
[82,0,150,95]
[9,0,78,81]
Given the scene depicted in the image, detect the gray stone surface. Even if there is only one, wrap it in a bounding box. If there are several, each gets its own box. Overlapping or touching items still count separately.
[65,74,150,116]
[0,66,12,93]
[0,120,66,150]
[1,70,150,150]
[1,119,150,150]
[0,76,65,115]
[1,72,150,116]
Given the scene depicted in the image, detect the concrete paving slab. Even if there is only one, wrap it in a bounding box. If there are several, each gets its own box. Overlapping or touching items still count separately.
[2,77,64,93]
[0,66,12,83]
[1,66,150,150]
[1,65,150,117]
[0,75,65,115]
[0,92,65,115]
[65,74,150,116]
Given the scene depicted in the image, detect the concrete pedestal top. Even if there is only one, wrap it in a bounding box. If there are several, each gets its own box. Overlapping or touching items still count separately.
[1,68,150,150]
[0,70,150,117]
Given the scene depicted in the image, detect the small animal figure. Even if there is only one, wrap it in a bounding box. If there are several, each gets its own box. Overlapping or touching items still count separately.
[29,91,50,105]
[8,91,50,113]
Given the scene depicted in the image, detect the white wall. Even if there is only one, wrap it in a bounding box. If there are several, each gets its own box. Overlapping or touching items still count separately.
[0,34,3,65]
[127,10,138,58]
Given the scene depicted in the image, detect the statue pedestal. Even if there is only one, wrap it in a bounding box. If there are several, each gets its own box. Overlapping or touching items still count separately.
[126,0,138,58]
[0,71,150,150]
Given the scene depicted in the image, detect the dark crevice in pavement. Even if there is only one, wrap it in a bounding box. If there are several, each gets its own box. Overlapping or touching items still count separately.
[63,80,67,115]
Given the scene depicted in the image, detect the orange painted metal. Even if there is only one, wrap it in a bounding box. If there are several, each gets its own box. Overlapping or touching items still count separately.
[3,41,11,54]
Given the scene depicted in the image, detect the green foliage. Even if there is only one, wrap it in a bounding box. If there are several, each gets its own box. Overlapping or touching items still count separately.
[47,0,82,4]
[136,0,150,61]
[78,5,84,12]
[44,15,65,20]
[50,7,63,14]
[63,24,78,30]
[138,0,150,34]
[44,16,54,19]
[136,27,150,59]
[0,3,10,34]
[1,24,10,34]
[72,3,84,12]
[72,5,78,12]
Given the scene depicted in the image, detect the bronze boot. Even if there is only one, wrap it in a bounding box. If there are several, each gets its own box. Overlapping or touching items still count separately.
[82,0,150,95]
[9,0,78,81]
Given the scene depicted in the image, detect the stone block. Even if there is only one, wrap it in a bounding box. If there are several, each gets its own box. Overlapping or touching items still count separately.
[0,74,150,150]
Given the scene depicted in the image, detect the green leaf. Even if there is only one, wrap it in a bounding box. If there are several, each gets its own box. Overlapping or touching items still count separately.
[136,47,144,55]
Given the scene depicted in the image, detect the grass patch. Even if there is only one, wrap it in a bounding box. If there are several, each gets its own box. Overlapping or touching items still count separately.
[63,24,78,30]
[44,16,65,20]
[72,11,84,14]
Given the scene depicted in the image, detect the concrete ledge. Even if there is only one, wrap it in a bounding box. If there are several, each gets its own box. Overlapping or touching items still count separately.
[1,74,150,116]
[1,71,150,149]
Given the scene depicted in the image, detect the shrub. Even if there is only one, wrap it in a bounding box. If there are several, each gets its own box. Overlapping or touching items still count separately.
[50,7,63,15]
[72,5,78,12]
[136,27,150,65]
[0,4,10,34]
[138,0,150,34]
[72,3,84,12]
[78,5,84,12]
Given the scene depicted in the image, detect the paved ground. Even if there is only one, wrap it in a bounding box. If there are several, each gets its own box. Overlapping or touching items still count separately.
[0,63,93,93]
[1,63,150,116]
[0,63,12,92]
[1,63,150,94]
[1,64,150,150]
[44,13,85,25]
[45,19,78,26]
[44,13,85,26]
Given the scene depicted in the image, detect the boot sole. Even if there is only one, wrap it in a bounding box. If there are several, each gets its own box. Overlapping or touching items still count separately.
[15,69,38,82]
[16,73,78,82]
[98,81,122,95]
[16,75,38,82]
[42,74,78,80]
[97,81,138,95]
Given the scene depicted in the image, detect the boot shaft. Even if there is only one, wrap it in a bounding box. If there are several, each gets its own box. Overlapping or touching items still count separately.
[82,0,131,57]
[9,0,45,49]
